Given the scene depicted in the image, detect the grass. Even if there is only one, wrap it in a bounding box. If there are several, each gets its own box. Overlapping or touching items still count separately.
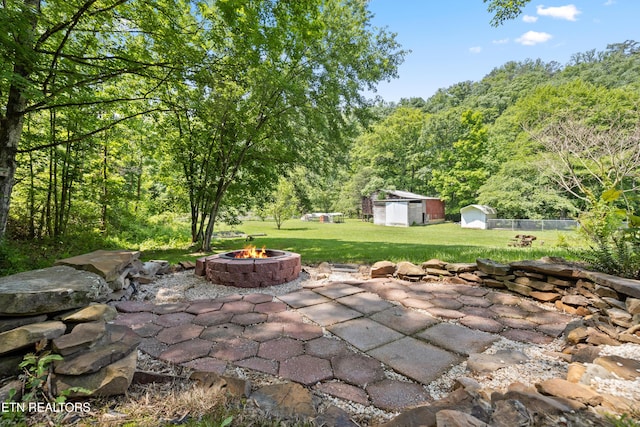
[182,219,582,265]
[1,217,584,276]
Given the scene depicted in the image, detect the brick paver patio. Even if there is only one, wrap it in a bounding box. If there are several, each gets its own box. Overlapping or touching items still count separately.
[113,276,577,412]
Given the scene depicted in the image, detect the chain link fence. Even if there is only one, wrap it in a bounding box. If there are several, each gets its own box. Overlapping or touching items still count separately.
[486,219,578,231]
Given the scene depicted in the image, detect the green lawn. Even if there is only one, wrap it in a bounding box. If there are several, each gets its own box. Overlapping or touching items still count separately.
[150,219,582,265]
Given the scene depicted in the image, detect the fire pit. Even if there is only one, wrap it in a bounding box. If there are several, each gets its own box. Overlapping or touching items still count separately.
[195,246,301,288]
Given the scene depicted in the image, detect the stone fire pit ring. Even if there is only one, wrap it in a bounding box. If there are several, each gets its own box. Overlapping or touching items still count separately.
[195,250,302,288]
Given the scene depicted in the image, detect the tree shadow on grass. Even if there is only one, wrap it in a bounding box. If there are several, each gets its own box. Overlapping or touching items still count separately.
[153,236,571,265]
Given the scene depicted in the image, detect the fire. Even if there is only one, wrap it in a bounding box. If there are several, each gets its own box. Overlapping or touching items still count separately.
[234,245,268,259]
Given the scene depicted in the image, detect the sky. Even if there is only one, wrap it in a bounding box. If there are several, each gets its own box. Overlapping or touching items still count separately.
[365,0,640,102]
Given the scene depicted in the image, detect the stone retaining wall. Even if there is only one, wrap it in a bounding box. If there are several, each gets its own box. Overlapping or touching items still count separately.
[371,257,640,346]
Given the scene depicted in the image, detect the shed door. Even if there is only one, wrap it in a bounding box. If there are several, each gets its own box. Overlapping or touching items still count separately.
[386,202,408,226]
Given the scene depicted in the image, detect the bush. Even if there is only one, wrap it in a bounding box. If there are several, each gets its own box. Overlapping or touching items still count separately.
[579,227,640,279]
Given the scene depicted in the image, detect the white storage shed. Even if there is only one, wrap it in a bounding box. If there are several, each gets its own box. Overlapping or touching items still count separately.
[460,204,497,229]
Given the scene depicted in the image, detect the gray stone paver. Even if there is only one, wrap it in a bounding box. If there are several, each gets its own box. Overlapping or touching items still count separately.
[327,318,403,352]
[115,276,580,414]
[367,336,462,384]
[369,306,439,335]
[277,289,332,308]
[335,292,394,314]
[313,283,365,299]
[415,323,499,356]
[297,301,362,326]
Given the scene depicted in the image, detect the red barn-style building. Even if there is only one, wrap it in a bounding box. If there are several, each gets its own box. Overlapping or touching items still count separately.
[362,190,445,226]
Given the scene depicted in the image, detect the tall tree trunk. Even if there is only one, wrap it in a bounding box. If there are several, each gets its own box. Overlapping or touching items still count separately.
[0,78,30,240]
[0,0,40,240]
[101,141,108,233]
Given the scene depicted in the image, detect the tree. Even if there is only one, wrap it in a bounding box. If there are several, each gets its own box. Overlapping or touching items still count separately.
[478,160,578,219]
[430,110,490,213]
[168,0,404,250]
[484,0,531,26]
[0,0,195,239]
[268,178,299,230]
[530,118,640,214]
[351,107,428,194]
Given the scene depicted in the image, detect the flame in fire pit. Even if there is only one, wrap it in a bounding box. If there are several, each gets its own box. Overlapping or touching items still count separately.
[234,245,268,259]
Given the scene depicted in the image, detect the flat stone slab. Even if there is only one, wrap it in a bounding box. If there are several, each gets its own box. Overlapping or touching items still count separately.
[278,290,332,308]
[366,379,431,411]
[314,283,366,299]
[327,318,403,352]
[335,292,394,314]
[416,323,499,356]
[583,271,640,299]
[55,249,140,283]
[297,302,362,327]
[0,266,110,315]
[0,321,66,355]
[367,336,462,384]
[369,306,439,335]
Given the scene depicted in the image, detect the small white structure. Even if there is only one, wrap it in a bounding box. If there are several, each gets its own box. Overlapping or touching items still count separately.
[369,190,445,227]
[300,212,344,223]
[460,204,497,229]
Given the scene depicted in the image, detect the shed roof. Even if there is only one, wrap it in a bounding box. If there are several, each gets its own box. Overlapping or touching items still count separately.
[460,204,497,215]
[376,189,441,201]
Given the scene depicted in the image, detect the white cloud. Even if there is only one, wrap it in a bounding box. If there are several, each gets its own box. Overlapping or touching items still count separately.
[523,15,538,23]
[536,4,581,21]
[516,31,553,46]
[469,46,482,54]
[603,0,615,5]
[492,38,509,44]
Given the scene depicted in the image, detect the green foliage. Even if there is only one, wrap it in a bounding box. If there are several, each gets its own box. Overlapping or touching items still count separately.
[351,107,429,194]
[484,0,531,26]
[606,413,640,427]
[478,160,578,219]
[267,178,299,230]
[431,110,490,213]
[576,190,640,279]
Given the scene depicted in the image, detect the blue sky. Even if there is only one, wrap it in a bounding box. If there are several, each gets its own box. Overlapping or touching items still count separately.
[366,1,640,102]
